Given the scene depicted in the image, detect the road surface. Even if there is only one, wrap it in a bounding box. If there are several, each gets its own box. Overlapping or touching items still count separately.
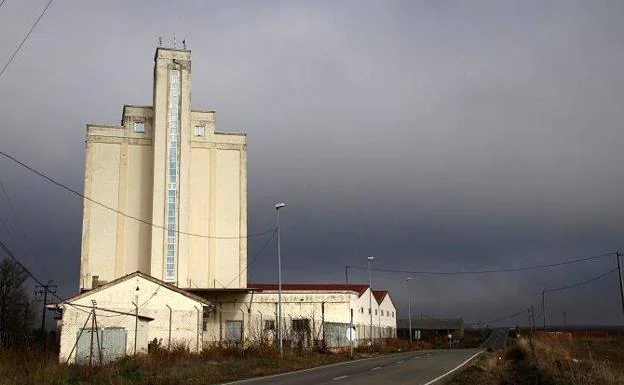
[480,328,508,349]
[225,349,482,385]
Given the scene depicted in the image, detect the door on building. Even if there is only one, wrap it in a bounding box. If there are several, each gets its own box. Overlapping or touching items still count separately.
[101,327,127,364]
[75,328,100,365]
[291,319,311,349]
[75,327,127,365]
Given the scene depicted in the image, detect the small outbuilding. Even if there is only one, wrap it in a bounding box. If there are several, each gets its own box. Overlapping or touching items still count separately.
[58,272,211,364]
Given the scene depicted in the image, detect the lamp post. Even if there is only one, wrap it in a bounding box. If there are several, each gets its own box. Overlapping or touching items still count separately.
[367,256,375,346]
[405,277,413,344]
[275,202,286,357]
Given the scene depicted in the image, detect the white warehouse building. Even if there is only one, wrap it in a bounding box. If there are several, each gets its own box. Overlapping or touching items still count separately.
[57,45,396,363]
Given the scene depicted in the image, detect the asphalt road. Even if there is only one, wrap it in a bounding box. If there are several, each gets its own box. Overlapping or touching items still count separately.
[225,349,482,385]
[480,328,509,349]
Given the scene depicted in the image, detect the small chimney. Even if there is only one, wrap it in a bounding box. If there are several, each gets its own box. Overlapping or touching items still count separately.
[92,276,99,288]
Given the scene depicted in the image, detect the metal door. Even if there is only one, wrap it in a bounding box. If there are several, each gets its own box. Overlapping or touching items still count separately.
[75,328,100,365]
[101,327,127,364]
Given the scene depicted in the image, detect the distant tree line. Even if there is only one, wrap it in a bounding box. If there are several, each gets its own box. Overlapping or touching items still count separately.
[0,257,36,335]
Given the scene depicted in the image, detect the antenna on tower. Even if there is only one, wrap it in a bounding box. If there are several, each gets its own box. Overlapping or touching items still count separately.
[158,36,162,47]
[173,34,177,48]
[183,39,186,50]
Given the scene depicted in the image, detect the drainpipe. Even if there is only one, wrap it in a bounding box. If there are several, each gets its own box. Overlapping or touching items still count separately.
[240,308,245,343]
[321,302,325,347]
[219,303,223,343]
[165,305,172,350]
[132,299,138,355]
[194,306,200,352]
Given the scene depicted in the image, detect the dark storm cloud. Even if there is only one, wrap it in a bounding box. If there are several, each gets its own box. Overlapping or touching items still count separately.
[0,0,623,325]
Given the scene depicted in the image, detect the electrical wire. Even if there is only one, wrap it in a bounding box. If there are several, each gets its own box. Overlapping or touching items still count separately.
[0,0,54,79]
[544,268,617,293]
[347,250,617,276]
[472,308,528,326]
[0,236,95,315]
[0,150,275,240]
[0,177,36,261]
[0,0,7,10]
[223,229,277,288]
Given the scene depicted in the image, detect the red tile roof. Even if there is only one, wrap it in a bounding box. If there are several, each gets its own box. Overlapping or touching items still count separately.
[247,283,370,296]
[373,290,388,303]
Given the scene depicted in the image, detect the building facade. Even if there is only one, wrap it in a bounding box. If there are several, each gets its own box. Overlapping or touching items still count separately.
[58,46,396,363]
[80,47,247,290]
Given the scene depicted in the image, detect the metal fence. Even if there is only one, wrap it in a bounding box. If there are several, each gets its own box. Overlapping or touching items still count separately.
[202,311,396,349]
[0,330,34,350]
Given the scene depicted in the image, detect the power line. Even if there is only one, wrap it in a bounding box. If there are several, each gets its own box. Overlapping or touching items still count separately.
[347,250,617,276]
[0,0,54,79]
[0,235,93,316]
[0,176,36,260]
[472,308,528,326]
[0,0,7,10]
[544,268,617,293]
[224,229,277,288]
[0,150,274,240]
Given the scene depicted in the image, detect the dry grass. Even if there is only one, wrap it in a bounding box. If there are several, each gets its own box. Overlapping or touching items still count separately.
[0,339,431,385]
[445,335,624,385]
[519,336,624,385]
[443,351,499,385]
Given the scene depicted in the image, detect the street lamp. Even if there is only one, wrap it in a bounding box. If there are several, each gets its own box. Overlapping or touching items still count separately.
[405,277,413,344]
[275,202,286,357]
[367,256,375,346]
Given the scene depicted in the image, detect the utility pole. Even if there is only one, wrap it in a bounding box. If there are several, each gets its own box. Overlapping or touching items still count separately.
[530,305,535,336]
[92,300,102,366]
[275,202,286,358]
[345,265,349,287]
[527,307,532,335]
[349,308,353,358]
[542,290,546,331]
[616,252,624,316]
[133,299,138,355]
[405,277,413,344]
[367,256,375,346]
[34,280,57,350]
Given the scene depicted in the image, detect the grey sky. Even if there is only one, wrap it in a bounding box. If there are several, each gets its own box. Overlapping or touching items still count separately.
[0,0,623,326]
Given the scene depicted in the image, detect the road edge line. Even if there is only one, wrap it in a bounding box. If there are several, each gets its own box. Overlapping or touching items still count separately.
[421,350,484,385]
[222,350,433,384]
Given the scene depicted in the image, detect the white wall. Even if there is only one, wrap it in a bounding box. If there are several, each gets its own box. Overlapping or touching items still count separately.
[59,275,207,363]
[59,306,150,364]
[200,289,397,347]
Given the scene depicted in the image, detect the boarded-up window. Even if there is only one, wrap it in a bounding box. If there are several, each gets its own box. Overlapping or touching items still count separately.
[264,320,275,331]
[225,321,242,341]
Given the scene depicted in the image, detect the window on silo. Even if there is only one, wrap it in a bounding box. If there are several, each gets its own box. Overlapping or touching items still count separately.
[133,122,145,133]
[194,125,205,136]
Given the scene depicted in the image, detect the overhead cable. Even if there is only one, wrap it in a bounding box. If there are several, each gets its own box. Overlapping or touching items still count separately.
[347,250,617,276]
[0,0,54,79]
[544,268,618,293]
[0,150,275,239]
[224,229,277,288]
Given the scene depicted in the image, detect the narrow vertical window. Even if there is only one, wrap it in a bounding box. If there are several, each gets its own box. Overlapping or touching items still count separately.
[165,70,180,280]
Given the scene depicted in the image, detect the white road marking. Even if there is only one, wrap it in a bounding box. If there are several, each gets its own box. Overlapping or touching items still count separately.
[397,360,404,364]
[332,375,349,381]
[421,351,484,385]
[371,366,383,371]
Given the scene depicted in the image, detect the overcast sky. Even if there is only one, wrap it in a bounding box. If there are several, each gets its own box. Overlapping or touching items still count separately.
[0,0,623,327]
